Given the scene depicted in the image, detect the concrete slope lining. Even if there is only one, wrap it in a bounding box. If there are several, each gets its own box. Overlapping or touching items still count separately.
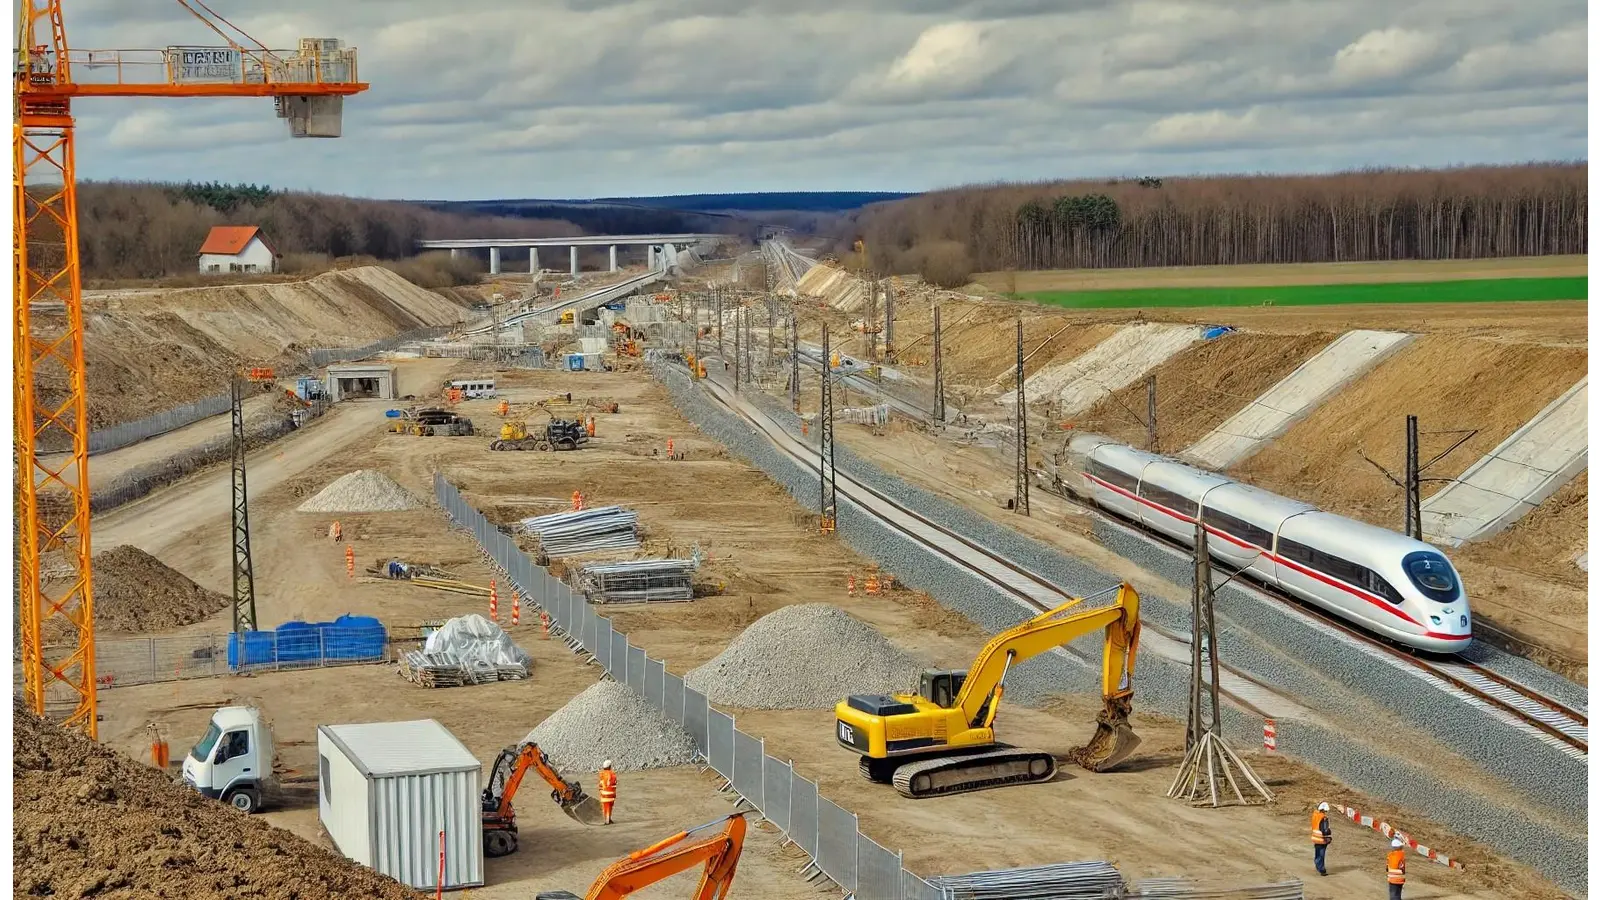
[999,323,1205,415]
[1183,330,1414,469]
[796,264,867,312]
[1420,376,1587,546]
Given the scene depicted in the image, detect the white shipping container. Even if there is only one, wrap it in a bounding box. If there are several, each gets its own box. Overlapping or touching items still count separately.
[317,720,484,890]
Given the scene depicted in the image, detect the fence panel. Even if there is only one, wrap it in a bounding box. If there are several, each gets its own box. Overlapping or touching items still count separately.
[731,729,765,809]
[762,756,792,834]
[611,630,629,683]
[596,618,613,673]
[626,645,647,694]
[684,687,710,758]
[663,673,685,727]
[855,835,902,900]
[644,658,666,709]
[902,869,948,900]
[817,798,859,892]
[95,626,390,689]
[582,605,599,655]
[707,709,735,779]
[790,774,819,859]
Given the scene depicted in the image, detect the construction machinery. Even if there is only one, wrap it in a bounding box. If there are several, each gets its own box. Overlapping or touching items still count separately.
[482,742,602,857]
[15,0,367,739]
[537,813,747,900]
[387,407,474,436]
[491,418,588,451]
[834,582,1143,799]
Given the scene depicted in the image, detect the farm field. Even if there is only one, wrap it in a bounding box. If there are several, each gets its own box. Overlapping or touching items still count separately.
[1021,276,1586,310]
[973,255,1589,293]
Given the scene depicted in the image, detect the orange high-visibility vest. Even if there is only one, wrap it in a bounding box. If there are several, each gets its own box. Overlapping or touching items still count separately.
[1310,811,1329,844]
[598,769,617,803]
[1386,849,1406,885]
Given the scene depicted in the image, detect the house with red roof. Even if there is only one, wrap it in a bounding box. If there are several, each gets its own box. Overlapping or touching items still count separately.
[197,225,280,275]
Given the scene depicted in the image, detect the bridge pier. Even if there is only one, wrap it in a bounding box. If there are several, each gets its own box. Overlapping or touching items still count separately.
[450,248,459,260]
[609,245,617,272]
[570,245,579,277]
[529,247,539,273]
[489,246,501,275]
[647,245,657,270]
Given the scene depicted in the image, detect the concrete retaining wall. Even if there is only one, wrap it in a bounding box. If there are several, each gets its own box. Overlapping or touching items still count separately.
[999,324,1205,414]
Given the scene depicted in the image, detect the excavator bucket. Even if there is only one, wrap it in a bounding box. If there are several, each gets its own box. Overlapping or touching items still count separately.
[562,793,606,826]
[1069,695,1140,772]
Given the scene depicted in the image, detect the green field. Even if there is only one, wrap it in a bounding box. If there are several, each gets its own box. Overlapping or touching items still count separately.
[1024,276,1588,310]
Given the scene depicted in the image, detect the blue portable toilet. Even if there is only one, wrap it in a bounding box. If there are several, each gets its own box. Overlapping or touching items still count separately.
[566,353,586,371]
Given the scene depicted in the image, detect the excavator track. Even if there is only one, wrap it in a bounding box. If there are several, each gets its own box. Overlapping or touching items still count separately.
[889,747,1057,799]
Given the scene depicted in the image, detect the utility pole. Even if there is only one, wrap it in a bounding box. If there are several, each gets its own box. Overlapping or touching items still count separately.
[819,325,838,535]
[1147,375,1159,453]
[732,305,741,392]
[1014,319,1030,516]
[789,312,801,412]
[1405,414,1421,540]
[864,274,878,361]
[883,277,895,360]
[932,304,946,424]
[1168,520,1272,807]
[716,290,724,357]
[743,304,753,384]
[692,297,702,379]
[230,375,258,635]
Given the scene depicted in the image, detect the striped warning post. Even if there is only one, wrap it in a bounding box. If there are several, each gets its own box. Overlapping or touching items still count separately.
[1336,805,1466,870]
[1263,719,1277,752]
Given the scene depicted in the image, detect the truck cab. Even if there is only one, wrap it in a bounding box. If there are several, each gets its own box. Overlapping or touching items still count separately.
[181,706,275,814]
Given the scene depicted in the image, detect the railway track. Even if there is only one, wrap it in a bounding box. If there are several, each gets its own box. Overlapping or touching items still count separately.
[1028,479,1589,759]
[695,367,1309,723]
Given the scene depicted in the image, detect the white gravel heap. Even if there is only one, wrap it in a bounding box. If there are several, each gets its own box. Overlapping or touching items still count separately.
[685,603,924,709]
[526,679,697,773]
[297,469,422,513]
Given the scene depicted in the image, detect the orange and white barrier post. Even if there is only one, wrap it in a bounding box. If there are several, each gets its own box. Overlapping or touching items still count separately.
[571,490,583,511]
[666,438,675,459]
[1263,719,1277,752]
[540,608,552,638]
[847,575,856,596]
[488,579,499,622]
[864,572,880,595]
[510,589,521,626]
[344,545,355,579]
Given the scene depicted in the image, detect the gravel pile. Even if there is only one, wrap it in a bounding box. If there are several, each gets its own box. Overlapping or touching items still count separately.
[526,680,696,772]
[685,604,924,709]
[297,469,421,513]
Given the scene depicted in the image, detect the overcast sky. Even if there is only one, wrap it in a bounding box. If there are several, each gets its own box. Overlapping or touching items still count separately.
[59,0,1587,200]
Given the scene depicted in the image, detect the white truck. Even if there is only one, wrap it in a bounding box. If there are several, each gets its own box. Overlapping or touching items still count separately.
[180,706,276,814]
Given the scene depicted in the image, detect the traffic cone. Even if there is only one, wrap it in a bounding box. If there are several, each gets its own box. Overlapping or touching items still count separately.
[865,572,880,595]
[344,545,355,579]
[489,580,499,622]
[847,575,856,596]
[511,590,521,626]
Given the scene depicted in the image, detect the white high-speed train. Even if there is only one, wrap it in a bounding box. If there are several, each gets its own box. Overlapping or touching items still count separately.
[1055,433,1471,653]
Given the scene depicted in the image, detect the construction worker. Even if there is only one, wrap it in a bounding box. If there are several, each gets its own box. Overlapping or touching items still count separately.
[330,520,342,542]
[1310,801,1332,875]
[597,760,618,825]
[1386,838,1406,899]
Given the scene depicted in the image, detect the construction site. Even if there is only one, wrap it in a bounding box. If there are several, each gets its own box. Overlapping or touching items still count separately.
[12,5,1589,900]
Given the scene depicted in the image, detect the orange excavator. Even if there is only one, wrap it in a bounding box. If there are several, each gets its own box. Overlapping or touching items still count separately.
[482,742,604,857]
[537,813,748,900]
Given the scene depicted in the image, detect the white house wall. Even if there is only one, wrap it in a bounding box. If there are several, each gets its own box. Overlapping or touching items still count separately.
[199,235,276,273]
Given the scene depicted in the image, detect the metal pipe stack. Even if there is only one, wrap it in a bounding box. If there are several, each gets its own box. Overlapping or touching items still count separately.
[577,558,697,603]
[1128,879,1304,899]
[518,506,640,556]
[928,861,1123,899]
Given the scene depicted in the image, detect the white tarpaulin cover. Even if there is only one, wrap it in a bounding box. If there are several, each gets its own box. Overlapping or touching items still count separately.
[424,614,532,668]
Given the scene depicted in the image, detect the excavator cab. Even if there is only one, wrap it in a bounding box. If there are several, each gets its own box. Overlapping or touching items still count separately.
[919,669,967,708]
[480,742,603,858]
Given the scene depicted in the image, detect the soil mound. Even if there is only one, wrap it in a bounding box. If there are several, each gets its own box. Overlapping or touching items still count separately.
[91,545,229,634]
[12,700,422,899]
[526,680,696,773]
[685,604,924,709]
[297,470,421,513]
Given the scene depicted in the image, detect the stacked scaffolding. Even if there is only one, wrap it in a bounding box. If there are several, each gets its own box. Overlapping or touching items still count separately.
[518,506,641,556]
[576,558,697,603]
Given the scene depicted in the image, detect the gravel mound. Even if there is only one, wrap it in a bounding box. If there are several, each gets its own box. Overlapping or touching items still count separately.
[685,604,924,709]
[297,469,421,513]
[12,699,422,899]
[90,546,230,634]
[526,680,696,773]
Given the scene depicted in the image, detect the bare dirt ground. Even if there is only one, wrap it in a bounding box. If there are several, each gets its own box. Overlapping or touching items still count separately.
[75,360,1565,900]
[973,255,1588,293]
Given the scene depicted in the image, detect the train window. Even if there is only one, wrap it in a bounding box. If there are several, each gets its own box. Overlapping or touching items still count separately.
[1088,459,1139,492]
[1201,509,1272,548]
[1401,551,1460,602]
[1277,537,1315,566]
[1138,483,1197,517]
[1280,538,1405,604]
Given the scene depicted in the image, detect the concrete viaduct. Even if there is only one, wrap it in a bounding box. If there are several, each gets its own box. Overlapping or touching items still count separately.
[417,233,725,276]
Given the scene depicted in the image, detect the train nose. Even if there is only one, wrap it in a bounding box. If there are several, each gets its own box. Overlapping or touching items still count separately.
[1431,605,1470,633]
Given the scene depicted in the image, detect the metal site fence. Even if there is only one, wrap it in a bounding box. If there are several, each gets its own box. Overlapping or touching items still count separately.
[434,473,946,900]
[86,392,232,456]
[89,625,391,690]
[308,325,453,367]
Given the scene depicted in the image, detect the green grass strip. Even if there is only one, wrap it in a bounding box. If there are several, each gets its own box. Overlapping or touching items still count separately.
[1022,276,1588,309]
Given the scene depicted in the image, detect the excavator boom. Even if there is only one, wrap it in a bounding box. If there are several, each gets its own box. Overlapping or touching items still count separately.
[536,813,747,900]
[835,582,1143,798]
[481,742,603,856]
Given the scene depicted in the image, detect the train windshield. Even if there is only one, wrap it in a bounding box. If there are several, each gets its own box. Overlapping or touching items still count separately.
[1402,551,1460,602]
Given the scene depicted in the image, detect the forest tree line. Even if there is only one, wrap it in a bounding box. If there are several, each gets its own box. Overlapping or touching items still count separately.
[75,181,589,281]
[840,163,1588,285]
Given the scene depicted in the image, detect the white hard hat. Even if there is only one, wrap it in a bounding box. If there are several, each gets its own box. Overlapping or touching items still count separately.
[602,759,612,769]
[1317,802,1329,812]
[1391,838,1404,849]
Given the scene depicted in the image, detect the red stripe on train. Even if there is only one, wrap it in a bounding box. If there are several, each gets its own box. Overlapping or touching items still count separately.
[1082,473,1470,642]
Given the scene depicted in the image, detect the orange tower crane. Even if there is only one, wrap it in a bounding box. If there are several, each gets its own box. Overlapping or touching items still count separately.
[14,0,369,738]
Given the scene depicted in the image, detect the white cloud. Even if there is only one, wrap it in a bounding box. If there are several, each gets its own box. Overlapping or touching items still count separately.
[49,0,1586,198]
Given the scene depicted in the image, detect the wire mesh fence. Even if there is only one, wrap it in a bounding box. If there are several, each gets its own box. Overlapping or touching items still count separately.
[92,626,391,689]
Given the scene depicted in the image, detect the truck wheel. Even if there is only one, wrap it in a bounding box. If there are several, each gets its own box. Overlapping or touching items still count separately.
[225,788,260,814]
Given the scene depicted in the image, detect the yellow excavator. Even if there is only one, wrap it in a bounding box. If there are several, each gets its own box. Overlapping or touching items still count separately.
[537,813,747,900]
[834,582,1142,799]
